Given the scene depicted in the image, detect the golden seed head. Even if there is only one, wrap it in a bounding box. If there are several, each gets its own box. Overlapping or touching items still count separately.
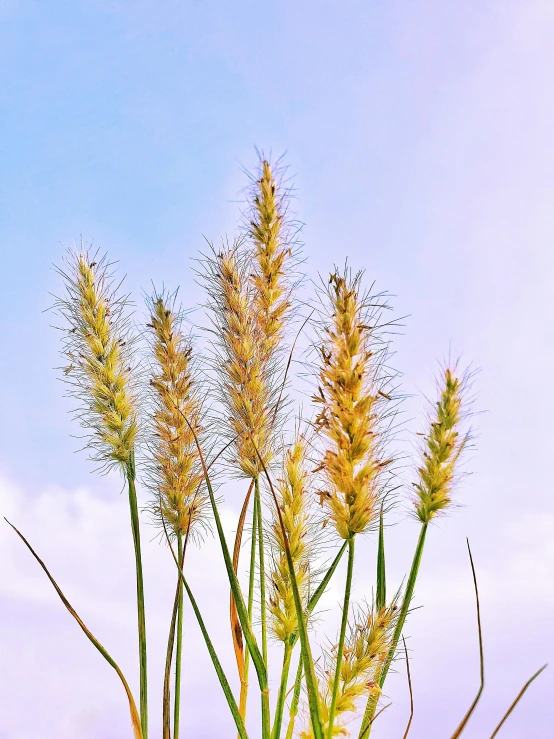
[146,291,208,540]
[269,432,315,642]
[301,596,399,738]
[248,158,293,353]
[201,243,276,478]
[55,248,138,470]
[414,366,467,524]
[313,269,393,539]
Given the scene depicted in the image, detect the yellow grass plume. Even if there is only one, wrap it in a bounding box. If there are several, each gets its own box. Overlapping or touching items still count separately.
[201,242,276,477]
[145,291,207,540]
[313,269,393,539]
[269,431,315,642]
[413,366,468,524]
[55,247,138,470]
[248,158,293,353]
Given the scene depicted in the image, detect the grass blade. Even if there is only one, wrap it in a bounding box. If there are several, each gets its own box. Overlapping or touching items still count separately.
[161,517,249,739]
[402,637,414,739]
[5,518,143,739]
[489,665,547,738]
[449,539,485,739]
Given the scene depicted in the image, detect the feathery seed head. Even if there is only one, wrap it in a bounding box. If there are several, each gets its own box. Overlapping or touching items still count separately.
[248,158,294,352]
[301,596,400,738]
[413,366,468,524]
[313,268,394,539]
[200,242,276,478]
[55,247,138,470]
[269,431,316,642]
[146,291,208,540]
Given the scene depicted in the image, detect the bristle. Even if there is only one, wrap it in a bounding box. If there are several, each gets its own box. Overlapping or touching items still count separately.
[413,366,467,524]
[249,159,293,353]
[146,291,208,540]
[313,269,393,539]
[269,432,315,642]
[55,247,138,469]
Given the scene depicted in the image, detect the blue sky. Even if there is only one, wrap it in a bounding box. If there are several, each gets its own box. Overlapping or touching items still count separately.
[1,1,553,737]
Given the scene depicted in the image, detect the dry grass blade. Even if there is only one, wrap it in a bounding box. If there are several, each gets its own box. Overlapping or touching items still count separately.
[488,664,547,738]
[5,518,143,739]
[449,539,484,739]
[402,637,414,739]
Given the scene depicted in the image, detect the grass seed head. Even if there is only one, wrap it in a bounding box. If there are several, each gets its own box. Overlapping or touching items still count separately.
[413,365,468,524]
[301,595,400,738]
[54,247,138,470]
[269,430,316,642]
[248,158,294,353]
[313,268,395,539]
[200,242,277,478]
[145,290,208,540]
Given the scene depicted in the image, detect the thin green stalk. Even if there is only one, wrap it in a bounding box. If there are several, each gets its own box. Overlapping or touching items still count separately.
[326,536,355,739]
[285,657,303,739]
[181,572,249,739]
[359,523,428,738]
[126,457,148,739]
[161,516,249,739]
[255,478,268,668]
[174,532,184,739]
[185,421,270,738]
[241,484,259,726]
[489,665,547,738]
[272,643,293,739]
[163,550,182,739]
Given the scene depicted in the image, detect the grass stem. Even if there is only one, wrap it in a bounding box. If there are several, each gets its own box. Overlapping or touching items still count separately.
[327,536,355,739]
[126,458,148,739]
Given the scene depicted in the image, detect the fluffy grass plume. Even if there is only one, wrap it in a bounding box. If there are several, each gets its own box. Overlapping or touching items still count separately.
[269,430,316,642]
[145,290,208,540]
[302,597,399,738]
[413,365,468,524]
[201,242,276,477]
[55,247,138,470]
[248,157,294,353]
[313,269,393,540]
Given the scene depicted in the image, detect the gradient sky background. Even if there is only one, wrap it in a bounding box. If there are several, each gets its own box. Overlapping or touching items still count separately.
[1,1,554,737]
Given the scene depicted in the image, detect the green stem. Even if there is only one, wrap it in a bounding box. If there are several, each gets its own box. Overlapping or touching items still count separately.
[174,533,184,739]
[359,523,428,738]
[272,643,293,739]
[241,485,259,726]
[189,431,269,735]
[285,657,303,739]
[327,536,355,739]
[126,457,148,739]
[163,551,182,739]
[255,478,268,668]
[179,570,249,739]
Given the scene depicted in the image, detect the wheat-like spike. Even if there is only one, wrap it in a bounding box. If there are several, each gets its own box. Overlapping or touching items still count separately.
[313,268,393,539]
[249,158,293,353]
[145,291,208,540]
[301,597,400,738]
[200,242,276,478]
[55,247,138,469]
[413,366,467,524]
[268,431,315,642]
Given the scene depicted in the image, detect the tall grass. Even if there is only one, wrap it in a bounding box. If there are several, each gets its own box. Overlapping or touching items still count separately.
[7,155,546,738]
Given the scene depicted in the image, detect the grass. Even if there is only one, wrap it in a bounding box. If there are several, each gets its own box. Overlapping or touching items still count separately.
[6,154,547,738]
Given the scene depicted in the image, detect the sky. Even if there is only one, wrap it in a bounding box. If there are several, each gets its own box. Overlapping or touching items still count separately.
[1,0,554,737]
